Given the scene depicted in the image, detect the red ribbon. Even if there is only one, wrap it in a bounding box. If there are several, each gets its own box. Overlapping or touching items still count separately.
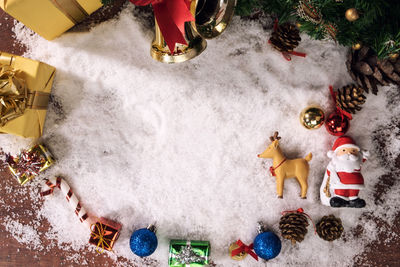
[329,85,353,120]
[130,0,194,53]
[282,208,316,233]
[269,158,286,176]
[269,19,307,61]
[40,177,62,197]
[231,240,258,261]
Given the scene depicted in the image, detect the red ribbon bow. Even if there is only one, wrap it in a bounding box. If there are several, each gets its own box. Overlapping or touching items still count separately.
[282,208,316,233]
[231,240,258,261]
[130,0,194,53]
[269,19,307,61]
[329,85,353,120]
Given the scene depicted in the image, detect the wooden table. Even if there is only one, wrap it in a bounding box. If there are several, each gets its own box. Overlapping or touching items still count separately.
[0,2,399,266]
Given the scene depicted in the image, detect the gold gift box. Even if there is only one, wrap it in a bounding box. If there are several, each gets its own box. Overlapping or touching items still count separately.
[8,144,55,185]
[0,52,56,138]
[0,0,103,40]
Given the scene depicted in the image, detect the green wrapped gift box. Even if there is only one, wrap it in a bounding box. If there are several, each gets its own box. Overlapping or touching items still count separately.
[169,240,210,266]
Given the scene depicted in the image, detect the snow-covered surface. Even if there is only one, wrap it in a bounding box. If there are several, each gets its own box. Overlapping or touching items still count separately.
[1,5,399,266]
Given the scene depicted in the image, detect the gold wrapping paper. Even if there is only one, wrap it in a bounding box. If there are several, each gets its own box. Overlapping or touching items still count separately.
[0,52,56,138]
[0,0,103,40]
[0,65,27,126]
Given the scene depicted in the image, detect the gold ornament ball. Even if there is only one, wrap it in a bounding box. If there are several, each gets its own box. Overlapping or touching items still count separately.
[352,43,362,50]
[345,8,359,22]
[300,106,325,130]
[229,242,247,261]
[296,22,302,28]
[389,53,399,60]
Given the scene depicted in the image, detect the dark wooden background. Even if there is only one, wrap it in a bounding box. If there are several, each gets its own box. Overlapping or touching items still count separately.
[0,1,399,266]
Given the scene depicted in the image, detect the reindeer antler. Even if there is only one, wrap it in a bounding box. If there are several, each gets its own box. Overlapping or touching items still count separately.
[269,131,281,142]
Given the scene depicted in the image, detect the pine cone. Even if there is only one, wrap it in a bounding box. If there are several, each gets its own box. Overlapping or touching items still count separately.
[316,215,344,241]
[335,84,366,114]
[279,212,309,244]
[269,23,301,53]
[347,46,400,95]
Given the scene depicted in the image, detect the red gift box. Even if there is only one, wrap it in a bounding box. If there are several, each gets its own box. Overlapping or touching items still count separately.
[89,217,122,252]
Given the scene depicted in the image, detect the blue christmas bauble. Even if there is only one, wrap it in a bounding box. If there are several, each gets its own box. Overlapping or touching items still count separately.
[253,231,282,260]
[130,228,158,257]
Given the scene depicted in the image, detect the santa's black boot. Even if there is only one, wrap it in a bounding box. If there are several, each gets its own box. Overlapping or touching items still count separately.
[330,197,349,207]
[348,198,366,208]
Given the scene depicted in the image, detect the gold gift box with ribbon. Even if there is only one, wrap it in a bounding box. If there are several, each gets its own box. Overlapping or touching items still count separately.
[8,143,55,185]
[0,0,103,40]
[0,52,56,138]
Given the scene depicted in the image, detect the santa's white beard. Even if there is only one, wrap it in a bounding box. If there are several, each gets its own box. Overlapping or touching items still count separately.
[331,153,362,172]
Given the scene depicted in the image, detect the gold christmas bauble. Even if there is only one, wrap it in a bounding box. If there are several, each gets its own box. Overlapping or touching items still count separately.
[352,43,362,50]
[229,242,247,261]
[345,8,359,22]
[389,53,399,60]
[300,106,325,130]
[296,22,302,28]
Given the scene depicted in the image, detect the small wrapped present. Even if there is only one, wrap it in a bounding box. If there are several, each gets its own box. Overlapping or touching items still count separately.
[6,144,54,185]
[0,52,55,138]
[169,240,210,267]
[89,217,122,253]
[0,0,103,40]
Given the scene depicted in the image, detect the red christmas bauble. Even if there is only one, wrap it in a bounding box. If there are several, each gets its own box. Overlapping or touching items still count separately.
[325,112,350,136]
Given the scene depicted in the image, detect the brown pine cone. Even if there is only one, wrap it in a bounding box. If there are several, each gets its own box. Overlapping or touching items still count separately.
[279,212,309,244]
[335,84,366,114]
[269,23,301,53]
[316,215,344,241]
[347,46,400,95]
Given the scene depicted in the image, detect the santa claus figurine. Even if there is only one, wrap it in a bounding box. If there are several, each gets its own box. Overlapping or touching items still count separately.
[320,136,369,208]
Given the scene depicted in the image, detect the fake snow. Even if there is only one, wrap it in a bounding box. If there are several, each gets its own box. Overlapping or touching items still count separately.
[2,216,43,251]
[1,5,400,266]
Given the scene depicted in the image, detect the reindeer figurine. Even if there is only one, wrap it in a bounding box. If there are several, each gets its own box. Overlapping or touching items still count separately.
[258,132,312,199]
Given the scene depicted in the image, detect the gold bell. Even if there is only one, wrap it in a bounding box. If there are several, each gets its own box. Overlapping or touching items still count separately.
[229,242,247,260]
[150,0,237,63]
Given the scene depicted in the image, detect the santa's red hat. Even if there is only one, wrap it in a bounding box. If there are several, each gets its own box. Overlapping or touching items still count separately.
[331,136,360,153]
[327,136,360,158]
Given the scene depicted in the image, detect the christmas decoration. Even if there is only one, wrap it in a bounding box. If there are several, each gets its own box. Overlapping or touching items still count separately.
[130,225,158,257]
[322,22,338,41]
[269,23,301,52]
[0,65,26,126]
[169,240,210,266]
[269,21,306,61]
[320,136,369,208]
[347,46,400,94]
[236,0,400,60]
[335,84,366,114]
[296,0,322,24]
[279,208,310,244]
[299,106,325,129]
[345,8,359,22]
[229,240,258,261]
[325,86,353,136]
[253,224,281,260]
[40,177,92,227]
[229,242,247,261]
[389,53,399,60]
[0,52,55,138]
[127,0,236,63]
[41,177,122,252]
[6,144,54,185]
[258,131,312,199]
[352,43,362,50]
[325,112,350,136]
[0,0,102,40]
[89,217,122,252]
[316,215,344,241]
